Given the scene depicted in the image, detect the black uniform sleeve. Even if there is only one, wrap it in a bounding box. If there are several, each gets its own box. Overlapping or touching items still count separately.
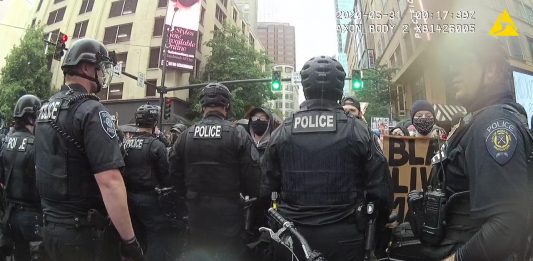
[355,121,393,210]
[149,139,171,187]
[75,101,125,173]
[169,129,187,197]
[455,108,529,260]
[157,134,171,147]
[235,125,260,197]
[260,126,282,198]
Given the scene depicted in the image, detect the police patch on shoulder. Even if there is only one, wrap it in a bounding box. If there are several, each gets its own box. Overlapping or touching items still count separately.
[99,111,117,139]
[292,111,336,134]
[484,119,518,165]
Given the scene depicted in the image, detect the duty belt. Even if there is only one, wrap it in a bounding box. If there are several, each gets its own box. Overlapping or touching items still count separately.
[43,214,92,228]
[43,209,109,229]
[186,190,239,200]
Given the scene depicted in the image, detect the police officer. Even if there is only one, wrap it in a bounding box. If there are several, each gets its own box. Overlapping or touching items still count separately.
[169,83,258,260]
[0,95,41,261]
[415,33,533,261]
[123,104,179,261]
[261,56,393,261]
[34,38,143,261]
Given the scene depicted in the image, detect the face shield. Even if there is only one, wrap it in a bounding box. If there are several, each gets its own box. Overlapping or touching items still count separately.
[96,60,114,91]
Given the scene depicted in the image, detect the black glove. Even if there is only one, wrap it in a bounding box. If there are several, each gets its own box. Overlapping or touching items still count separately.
[120,236,144,261]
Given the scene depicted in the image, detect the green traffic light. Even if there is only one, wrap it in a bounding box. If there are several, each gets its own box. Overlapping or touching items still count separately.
[352,80,363,90]
[272,81,281,91]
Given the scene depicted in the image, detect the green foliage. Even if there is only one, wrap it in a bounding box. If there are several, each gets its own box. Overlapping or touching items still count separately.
[0,26,52,123]
[192,24,274,120]
[356,65,396,126]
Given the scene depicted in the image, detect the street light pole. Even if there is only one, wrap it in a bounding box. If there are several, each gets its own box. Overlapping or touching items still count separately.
[159,6,179,130]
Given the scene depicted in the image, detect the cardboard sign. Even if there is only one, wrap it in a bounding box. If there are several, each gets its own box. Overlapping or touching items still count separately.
[383,135,438,223]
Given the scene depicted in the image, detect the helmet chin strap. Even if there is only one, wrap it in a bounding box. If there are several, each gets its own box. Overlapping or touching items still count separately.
[67,70,102,93]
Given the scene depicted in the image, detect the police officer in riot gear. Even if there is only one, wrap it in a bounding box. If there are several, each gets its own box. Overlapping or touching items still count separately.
[123,104,180,261]
[34,38,143,261]
[169,83,258,260]
[0,95,42,261]
[408,32,533,261]
[262,56,393,261]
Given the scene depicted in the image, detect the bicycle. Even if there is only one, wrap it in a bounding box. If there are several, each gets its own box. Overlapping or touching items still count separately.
[259,208,327,261]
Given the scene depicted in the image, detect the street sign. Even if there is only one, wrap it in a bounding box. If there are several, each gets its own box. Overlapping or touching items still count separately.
[137,72,145,88]
[113,62,122,78]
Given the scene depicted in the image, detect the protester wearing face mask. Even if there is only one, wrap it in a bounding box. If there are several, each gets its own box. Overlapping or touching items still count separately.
[244,107,275,260]
[247,108,273,151]
[409,100,446,138]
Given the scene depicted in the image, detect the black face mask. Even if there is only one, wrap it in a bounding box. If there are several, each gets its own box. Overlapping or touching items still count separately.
[251,120,269,136]
[412,117,435,136]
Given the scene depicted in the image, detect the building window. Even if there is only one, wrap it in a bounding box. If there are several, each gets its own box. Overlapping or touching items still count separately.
[153,17,164,37]
[286,102,293,108]
[48,29,60,43]
[158,0,167,8]
[395,46,403,67]
[527,37,533,61]
[241,21,246,33]
[149,47,161,68]
[215,5,226,24]
[200,6,205,25]
[73,20,89,39]
[47,7,66,25]
[103,23,133,44]
[233,8,238,22]
[109,0,138,18]
[249,34,254,46]
[195,58,201,78]
[108,83,124,100]
[145,79,157,97]
[54,0,64,3]
[96,87,108,100]
[79,0,95,14]
[197,32,203,52]
[507,37,524,60]
[221,0,228,8]
[115,52,128,72]
[284,67,292,73]
[412,75,426,101]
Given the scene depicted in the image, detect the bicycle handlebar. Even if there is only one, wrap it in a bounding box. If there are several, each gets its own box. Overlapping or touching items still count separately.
[267,208,327,261]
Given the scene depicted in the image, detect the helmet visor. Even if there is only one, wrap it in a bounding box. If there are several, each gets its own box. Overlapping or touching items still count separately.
[97,61,114,89]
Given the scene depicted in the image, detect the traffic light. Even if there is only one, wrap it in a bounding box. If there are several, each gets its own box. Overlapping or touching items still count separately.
[53,32,68,61]
[352,70,363,91]
[271,70,282,92]
[164,97,171,119]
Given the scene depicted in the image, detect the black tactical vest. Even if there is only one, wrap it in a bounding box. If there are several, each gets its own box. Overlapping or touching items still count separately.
[183,115,243,197]
[277,109,364,206]
[123,134,159,192]
[1,130,40,207]
[35,89,102,214]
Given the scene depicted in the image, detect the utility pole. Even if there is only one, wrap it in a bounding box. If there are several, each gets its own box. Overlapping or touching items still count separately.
[159,6,179,129]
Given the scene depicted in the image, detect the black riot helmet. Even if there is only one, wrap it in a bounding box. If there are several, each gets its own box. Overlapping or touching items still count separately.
[171,123,187,134]
[199,83,232,108]
[300,56,346,101]
[61,38,115,94]
[135,104,160,128]
[13,95,41,119]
